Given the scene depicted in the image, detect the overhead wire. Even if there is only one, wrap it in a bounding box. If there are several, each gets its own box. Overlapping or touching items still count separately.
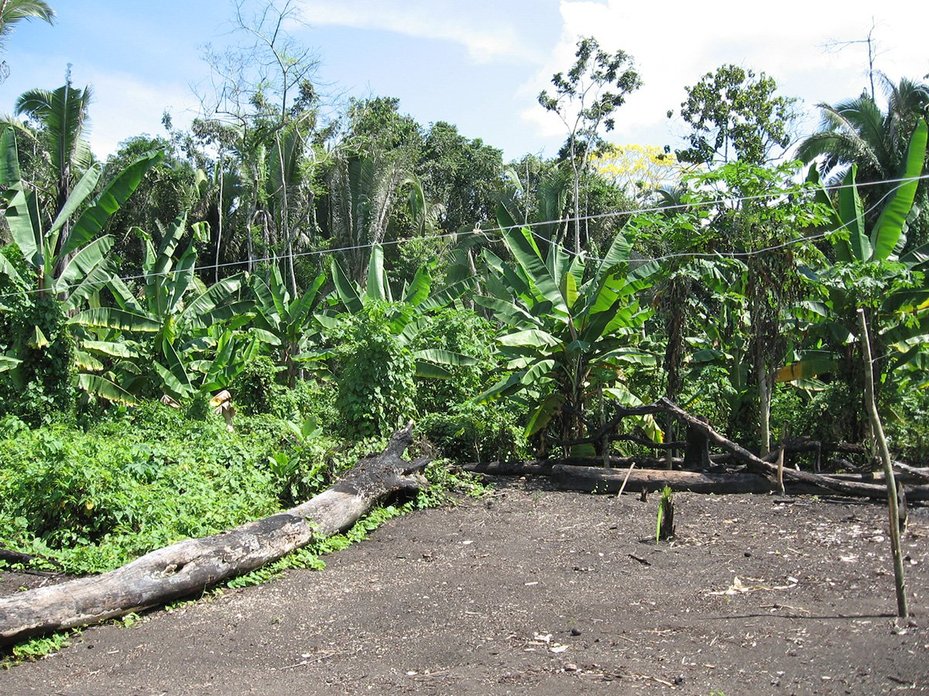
[0,172,927,303]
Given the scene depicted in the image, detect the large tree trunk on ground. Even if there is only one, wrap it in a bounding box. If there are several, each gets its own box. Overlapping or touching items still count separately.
[0,426,428,647]
[552,464,774,495]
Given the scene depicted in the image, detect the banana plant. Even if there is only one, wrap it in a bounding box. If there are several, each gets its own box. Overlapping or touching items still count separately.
[326,243,478,378]
[69,213,253,400]
[0,126,161,308]
[476,226,659,451]
[250,265,327,386]
[780,118,929,388]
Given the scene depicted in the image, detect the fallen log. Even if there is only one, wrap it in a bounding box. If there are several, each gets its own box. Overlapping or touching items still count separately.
[893,461,929,483]
[463,460,554,476]
[551,464,774,495]
[647,399,929,500]
[0,425,428,647]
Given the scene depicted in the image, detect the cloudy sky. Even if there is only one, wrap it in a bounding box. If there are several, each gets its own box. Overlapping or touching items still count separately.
[2,0,927,160]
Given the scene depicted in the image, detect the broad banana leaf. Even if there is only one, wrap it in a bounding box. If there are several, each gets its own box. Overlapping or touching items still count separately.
[837,165,870,261]
[503,227,568,315]
[498,329,561,349]
[775,351,838,383]
[0,354,22,372]
[64,150,163,257]
[871,119,928,261]
[524,393,564,438]
[0,254,24,286]
[404,267,431,307]
[331,258,363,313]
[77,374,138,405]
[70,307,161,333]
[414,348,479,367]
[366,244,388,302]
[80,340,141,359]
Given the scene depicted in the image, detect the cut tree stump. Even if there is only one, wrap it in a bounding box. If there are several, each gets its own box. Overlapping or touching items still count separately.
[0,425,428,647]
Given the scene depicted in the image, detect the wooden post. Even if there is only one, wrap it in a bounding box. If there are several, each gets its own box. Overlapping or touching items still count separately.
[858,309,908,620]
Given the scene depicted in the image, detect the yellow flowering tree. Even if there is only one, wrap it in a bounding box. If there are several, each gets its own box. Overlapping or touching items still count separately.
[590,144,684,194]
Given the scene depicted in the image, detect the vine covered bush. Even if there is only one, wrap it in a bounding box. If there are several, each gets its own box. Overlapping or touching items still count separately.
[334,302,417,439]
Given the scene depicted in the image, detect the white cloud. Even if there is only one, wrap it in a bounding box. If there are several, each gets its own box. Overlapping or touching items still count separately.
[294,0,543,64]
[1,56,201,158]
[80,71,201,157]
[519,0,929,154]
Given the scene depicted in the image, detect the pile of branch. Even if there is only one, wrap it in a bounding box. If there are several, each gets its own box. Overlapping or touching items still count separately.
[467,399,929,501]
[0,425,428,647]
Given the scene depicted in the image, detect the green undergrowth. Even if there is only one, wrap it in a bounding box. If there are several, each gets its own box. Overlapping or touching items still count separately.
[1,630,76,668]
[0,460,486,667]
[0,399,483,576]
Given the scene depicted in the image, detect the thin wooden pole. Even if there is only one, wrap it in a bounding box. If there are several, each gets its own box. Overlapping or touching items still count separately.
[858,309,908,620]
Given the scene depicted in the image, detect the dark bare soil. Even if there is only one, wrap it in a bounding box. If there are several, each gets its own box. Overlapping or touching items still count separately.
[2,479,928,695]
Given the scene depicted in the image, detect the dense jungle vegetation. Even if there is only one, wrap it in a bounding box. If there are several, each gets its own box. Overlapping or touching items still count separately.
[1,1,928,576]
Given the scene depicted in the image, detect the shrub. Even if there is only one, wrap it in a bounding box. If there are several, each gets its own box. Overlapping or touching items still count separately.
[0,406,281,573]
[334,303,417,439]
[412,308,496,413]
[269,378,338,425]
[419,400,530,464]
[234,355,280,416]
[0,250,75,426]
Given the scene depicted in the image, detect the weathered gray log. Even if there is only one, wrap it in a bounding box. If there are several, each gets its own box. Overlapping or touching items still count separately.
[551,464,775,494]
[0,425,428,647]
[894,461,929,483]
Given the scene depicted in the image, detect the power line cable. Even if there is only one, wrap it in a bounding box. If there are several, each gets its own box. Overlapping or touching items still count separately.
[0,172,927,303]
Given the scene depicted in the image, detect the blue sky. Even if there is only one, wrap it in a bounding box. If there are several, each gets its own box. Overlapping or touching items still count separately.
[2,1,927,161]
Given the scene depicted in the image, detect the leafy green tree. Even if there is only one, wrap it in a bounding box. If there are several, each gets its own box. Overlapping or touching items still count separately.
[342,96,423,162]
[103,136,205,276]
[196,0,322,290]
[419,121,503,233]
[694,161,828,453]
[538,36,642,252]
[671,64,796,166]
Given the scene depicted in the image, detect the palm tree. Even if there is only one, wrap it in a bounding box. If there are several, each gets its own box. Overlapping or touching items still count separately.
[14,71,93,270]
[798,75,929,245]
[0,0,53,31]
[15,73,93,216]
[0,0,54,81]
[799,77,929,181]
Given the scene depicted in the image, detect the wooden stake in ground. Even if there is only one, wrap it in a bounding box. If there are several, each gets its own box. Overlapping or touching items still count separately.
[0,424,429,647]
[858,309,908,620]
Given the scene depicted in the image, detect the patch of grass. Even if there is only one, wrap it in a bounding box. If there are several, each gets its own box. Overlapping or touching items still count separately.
[1,630,76,668]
